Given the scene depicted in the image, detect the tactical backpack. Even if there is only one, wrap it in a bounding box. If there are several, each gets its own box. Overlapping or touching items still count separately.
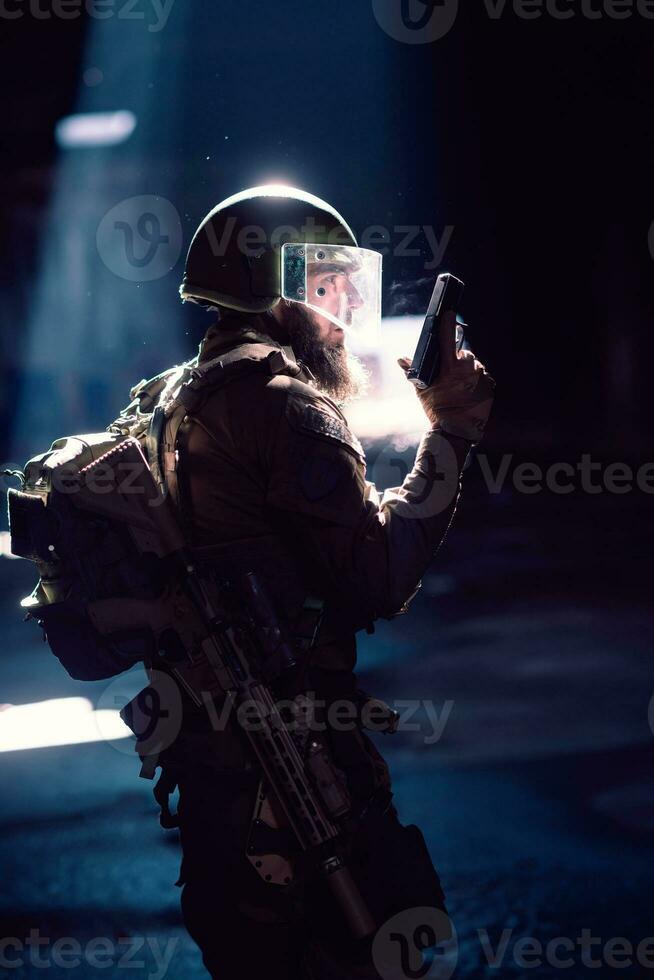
[6,343,303,682]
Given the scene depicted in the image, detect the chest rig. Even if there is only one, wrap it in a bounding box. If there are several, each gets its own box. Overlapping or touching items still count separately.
[110,342,303,506]
[111,340,329,663]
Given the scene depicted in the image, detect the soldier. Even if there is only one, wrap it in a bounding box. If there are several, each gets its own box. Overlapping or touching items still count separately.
[129,185,495,979]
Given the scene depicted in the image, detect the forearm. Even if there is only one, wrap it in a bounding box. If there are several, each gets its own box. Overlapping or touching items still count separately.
[358,428,471,619]
[286,430,472,630]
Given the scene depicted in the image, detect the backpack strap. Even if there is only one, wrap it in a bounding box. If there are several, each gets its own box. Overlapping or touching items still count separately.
[147,343,302,501]
[166,343,301,416]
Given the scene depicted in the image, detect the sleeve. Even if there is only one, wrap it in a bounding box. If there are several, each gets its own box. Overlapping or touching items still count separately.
[265,387,470,631]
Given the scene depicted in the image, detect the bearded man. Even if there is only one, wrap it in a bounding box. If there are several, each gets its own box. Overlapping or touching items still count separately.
[124,185,494,979]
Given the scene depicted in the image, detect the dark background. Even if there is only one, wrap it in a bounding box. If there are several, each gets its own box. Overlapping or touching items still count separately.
[2,2,653,456]
[1,2,653,978]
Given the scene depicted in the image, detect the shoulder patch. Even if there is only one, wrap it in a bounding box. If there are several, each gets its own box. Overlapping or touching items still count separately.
[300,404,365,460]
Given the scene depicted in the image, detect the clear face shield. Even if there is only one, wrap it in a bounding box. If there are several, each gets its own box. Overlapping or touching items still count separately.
[281,243,382,347]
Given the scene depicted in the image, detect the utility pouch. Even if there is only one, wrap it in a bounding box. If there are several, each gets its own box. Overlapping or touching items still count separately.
[348,791,448,924]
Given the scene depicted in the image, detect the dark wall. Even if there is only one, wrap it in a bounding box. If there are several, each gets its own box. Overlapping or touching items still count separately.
[1,1,652,459]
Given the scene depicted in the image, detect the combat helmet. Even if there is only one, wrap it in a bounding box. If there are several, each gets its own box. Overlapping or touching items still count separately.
[180,184,382,340]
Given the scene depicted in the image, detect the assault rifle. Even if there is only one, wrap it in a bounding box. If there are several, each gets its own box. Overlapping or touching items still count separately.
[7,435,376,939]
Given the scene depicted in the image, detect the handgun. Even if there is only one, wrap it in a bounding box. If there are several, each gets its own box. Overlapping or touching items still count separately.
[406,273,465,389]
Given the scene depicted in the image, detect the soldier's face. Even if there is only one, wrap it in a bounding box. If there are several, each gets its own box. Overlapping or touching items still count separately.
[306,263,364,343]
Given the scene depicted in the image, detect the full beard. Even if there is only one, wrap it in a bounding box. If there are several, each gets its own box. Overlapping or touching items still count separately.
[280,302,370,405]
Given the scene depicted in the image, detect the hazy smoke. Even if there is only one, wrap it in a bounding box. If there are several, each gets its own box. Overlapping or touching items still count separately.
[386,277,436,317]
